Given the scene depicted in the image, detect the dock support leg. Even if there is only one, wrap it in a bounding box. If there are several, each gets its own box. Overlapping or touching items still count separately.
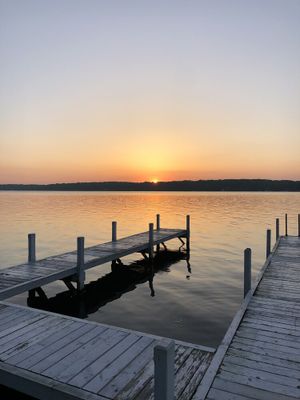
[285,213,288,236]
[244,248,251,298]
[298,214,300,237]
[266,229,271,259]
[77,237,85,292]
[62,278,77,294]
[154,341,175,400]
[276,218,280,241]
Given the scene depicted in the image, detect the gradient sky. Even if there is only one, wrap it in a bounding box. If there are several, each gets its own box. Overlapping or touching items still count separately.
[0,0,299,183]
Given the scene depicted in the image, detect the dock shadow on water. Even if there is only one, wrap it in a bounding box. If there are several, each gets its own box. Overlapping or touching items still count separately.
[27,248,190,319]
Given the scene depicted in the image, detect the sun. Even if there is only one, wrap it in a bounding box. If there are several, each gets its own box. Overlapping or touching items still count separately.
[151,178,159,184]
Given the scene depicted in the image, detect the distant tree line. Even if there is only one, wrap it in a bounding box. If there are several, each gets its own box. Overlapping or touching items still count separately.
[0,179,299,191]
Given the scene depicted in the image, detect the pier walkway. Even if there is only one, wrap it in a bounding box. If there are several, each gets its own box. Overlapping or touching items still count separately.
[194,234,300,400]
[0,216,189,301]
[0,301,214,400]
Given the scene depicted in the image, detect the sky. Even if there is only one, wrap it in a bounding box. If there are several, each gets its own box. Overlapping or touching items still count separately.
[0,0,299,183]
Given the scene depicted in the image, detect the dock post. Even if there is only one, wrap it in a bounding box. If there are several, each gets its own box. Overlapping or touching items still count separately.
[266,229,271,259]
[298,214,300,237]
[154,341,175,400]
[186,215,190,252]
[111,221,118,271]
[156,214,160,230]
[112,221,117,242]
[276,218,280,241]
[156,214,160,253]
[28,233,36,263]
[149,223,154,260]
[244,248,251,298]
[28,233,36,299]
[285,213,288,236]
[77,237,85,292]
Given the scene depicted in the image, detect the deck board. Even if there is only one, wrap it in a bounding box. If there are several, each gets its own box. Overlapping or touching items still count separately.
[0,302,214,399]
[193,236,300,400]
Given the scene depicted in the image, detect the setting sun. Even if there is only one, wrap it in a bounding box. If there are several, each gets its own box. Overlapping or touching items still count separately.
[151,179,159,184]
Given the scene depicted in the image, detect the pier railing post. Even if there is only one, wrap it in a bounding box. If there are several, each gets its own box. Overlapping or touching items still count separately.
[149,223,154,260]
[285,213,288,236]
[266,229,271,259]
[244,248,251,298]
[156,214,160,231]
[154,341,175,400]
[186,215,190,252]
[77,237,85,292]
[28,233,36,299]
[112,221,117,242]
[28,233,36,263]
[276,218,280,241]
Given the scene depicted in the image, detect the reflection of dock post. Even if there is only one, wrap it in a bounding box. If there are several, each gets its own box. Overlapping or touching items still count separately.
[28,233,36,299]
[77,237,85,292]
[244,248,251,298]
[149,223,154,261]
[186,215,190,254]
[156,214,160,254]
[276,218,280,241]
[298,214,300,237]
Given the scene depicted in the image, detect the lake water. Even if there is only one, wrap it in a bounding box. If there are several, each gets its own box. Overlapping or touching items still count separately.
[0,191,299,348]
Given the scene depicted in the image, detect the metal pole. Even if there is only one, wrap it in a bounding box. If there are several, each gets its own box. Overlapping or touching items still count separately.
[156,214,160,230]
[298,214,300,237]
[154,341,175,400]
[112,221,117,242]
[244,248,251,298]
[186,215,190,252]
[28,233,36,263]
[77,237,85,292]
[285,213,288,236]
[149,223,154,260]
[276,218,280,241]
[266,229,271,259]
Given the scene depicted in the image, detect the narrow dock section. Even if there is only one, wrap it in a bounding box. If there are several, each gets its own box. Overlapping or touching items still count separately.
[194,235,300,400]
[0,302,214,400]
[0,218,189,301]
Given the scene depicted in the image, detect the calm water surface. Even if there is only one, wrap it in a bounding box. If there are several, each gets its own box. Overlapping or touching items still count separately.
[0,191,299,347]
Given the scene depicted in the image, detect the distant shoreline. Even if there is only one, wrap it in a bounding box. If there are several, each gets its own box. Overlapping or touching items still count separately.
[0,179,299,192]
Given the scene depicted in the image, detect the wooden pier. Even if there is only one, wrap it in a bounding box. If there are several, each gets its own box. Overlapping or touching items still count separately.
[194,215,300,400]
[0,213,300,399]
[0,215,190,301]
[0,302,214,400]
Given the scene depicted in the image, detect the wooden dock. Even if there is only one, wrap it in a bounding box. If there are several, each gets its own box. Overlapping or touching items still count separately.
[194,228,300,399]
[0,301,214,400]
[1,213,300,399]
[0,215,189,301]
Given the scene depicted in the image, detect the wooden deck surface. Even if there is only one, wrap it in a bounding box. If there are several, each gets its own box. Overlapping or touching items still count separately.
[0,228,186,300]
[194,235,300,400]
[0,302,214,400]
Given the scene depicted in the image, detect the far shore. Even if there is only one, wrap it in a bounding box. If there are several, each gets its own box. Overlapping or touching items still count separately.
[0,179,299,192]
